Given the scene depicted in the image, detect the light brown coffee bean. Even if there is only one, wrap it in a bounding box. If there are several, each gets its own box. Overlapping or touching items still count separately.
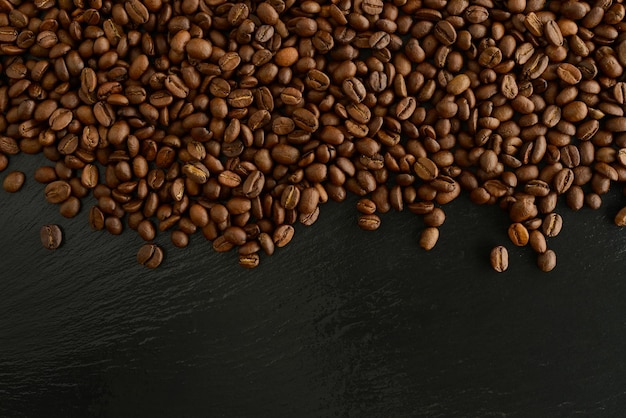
[508,223,530,246]
[419,227,439,251]
[490,246,508,272]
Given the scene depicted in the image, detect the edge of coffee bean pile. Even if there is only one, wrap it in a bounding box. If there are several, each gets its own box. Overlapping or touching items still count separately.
[1,0,626,272]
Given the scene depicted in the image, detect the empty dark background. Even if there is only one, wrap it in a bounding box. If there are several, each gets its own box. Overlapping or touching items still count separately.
[2,152,626,417]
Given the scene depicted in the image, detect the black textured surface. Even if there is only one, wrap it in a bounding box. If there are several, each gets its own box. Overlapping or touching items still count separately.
[2,152,626,417]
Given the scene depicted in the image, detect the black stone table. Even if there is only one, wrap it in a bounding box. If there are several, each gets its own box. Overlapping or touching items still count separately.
[2,152,626,417]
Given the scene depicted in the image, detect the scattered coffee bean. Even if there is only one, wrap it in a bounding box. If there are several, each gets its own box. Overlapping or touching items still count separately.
[490,246,508,273]
[537,250,557,273]
[3,171,25,192]
[419,227,439,251]
[40,224,62,250]
[137,243,164,269]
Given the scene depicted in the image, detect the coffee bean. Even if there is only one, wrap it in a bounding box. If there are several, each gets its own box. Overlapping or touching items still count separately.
[137,243,164,268]
[357,214,381,231]
[508,223,530,247]
[258,232,275,256]
[490,246,508,272]
[3,170,25,192]
[239,253,260,269]
[615,206,626,226]
[419,227,439,251]
[45,180,71,204]
[1,0,625,273]
[537,249,557,272]
[58,196,80,218]
[171,230,189,248]
[40,224,63,250]
[273,224,294,247]
[529,230,547,254]
[542,213,563,238]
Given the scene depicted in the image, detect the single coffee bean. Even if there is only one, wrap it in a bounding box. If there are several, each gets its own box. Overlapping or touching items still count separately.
[537,249,557,272]
[490,246,508,272]
[423,208,446,227]
[446,74,471,95]
[419,227,439,251]
[291,108,319,133]
[508,223,530,247]
[615,206,626,226]
[81,164,99,189]
[239,253,260,269]
[413,157,438,181]
[357,213,381,231]
[258,232,275,256]
[171,230,189,248]
[137,243,164,268]
[59,196,80,218]
[542,213,563,238]
[44,180,71,204]
[529,230,547,254]
[273,224,294,247]
[40,224,62,250]
[89,206,105,230]
[3,170,25,192]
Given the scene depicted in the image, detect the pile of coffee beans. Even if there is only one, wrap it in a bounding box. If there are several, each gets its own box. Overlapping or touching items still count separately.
[2,0,626,271]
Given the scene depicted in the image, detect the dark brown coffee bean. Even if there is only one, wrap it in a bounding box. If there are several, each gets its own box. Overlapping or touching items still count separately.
[40,224,62,250]
[490,246,508,272]
[342,77,366,103]
[542,213,563,238]
[44,180,71,203]
[291,108,319,133]
[357,214,381,231]
[529,230,547,254]
[258,232,275,256]
[89,206,105,230]
[49,108,73,131]
[273,224,294,247]
[537,249,557,272]
[171,230,189,248]
[125,0,150,24]
[3,170,25,192]
[137,243,164,268]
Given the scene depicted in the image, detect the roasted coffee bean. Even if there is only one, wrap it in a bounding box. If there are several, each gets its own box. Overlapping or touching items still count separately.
[137,243,164,268]
[0,0,624,272]
[490,246,508,272]
[542,213,563,238]
[239,253,260,269]
[508,223,530,247]
[419,227,439,251]
[537,249,557,272]
[3,171,25,192]
[258,232,275,256]
[357,214,381,231]
[40,224,63,250]
[273,224,294,247]
[529,230,547,254]
[44,180,71,204]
